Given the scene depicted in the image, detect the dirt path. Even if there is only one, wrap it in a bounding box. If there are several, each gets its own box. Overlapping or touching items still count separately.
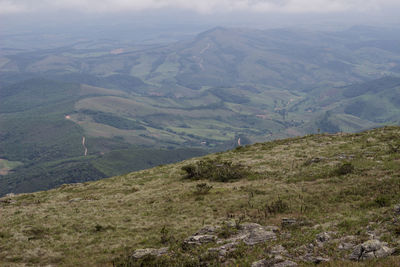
[200,43,211,54]
[82,136,88,156]
[198,43,211,70]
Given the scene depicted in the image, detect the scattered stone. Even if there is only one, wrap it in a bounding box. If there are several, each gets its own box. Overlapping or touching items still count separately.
[301,253,330,264]
[305,157,325,165]
[68,198,82,203]
[0,196,16,204]
[5,193,15,198]
[394,204,400,215]
[251,259,269,267]
[240,223,277,245]
[338,242,354,250]
[273,260,298,267]
[194,225,220,235]
[349,239,395,261]
[281,218,297,228]
[337,154,354,160]
[265,225,280,233]
[183,234,217,246]
[220,223,276,245]
[251,257,297,267]
[208,242,237,258]
[271,245,288,255]
[316,232,332,243]
[131,247,168,259]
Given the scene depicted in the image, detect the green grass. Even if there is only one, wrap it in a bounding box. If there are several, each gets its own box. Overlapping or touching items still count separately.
[1,126,400,266]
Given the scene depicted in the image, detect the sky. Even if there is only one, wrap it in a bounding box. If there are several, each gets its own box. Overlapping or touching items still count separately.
[1,0,400,14]
[1,0,400,49]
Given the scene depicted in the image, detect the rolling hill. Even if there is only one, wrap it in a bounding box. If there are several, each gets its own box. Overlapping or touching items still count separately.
[1,26,400,196]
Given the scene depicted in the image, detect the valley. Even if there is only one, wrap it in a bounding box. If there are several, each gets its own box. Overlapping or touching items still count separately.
[0,26,400,196]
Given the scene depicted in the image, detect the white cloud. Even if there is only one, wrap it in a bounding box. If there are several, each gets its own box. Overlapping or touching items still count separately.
[0,0,399,14]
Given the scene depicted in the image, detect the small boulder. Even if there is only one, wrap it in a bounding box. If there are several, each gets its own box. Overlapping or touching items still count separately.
[241,223,277,245]
[281,218,297,228]
[274,260,298,267]
[349,239,395,261]
[301,253,330,264]
[394,204,400,215]
[131,247,168,259]
[208,242,237,258]
[271,245,288,255]
[194,225,220,235]
[338,242,354,250]
[251,257,297,267]
[316,232,331,243]
[184,234,217,246]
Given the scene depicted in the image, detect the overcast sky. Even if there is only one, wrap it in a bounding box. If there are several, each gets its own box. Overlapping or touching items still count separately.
[1,0,400,14]
[1,0,399,49]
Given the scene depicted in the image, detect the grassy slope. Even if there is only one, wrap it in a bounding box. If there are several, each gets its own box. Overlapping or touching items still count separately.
[0,126,399,266]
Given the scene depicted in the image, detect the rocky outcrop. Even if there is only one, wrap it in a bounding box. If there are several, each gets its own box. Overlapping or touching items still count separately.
[349,239,395,261]
[183,234,217,246]
[240,223,277,245]
[208,223,277,259]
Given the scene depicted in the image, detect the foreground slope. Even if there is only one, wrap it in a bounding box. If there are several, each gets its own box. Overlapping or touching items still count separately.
[0,127,400,266]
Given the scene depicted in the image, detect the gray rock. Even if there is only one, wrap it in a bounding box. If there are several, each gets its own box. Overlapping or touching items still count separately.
[223,223,276,246]
[349,245,363,261]
[338,242,354,250]
[274,260,298,267]
[184,234,217,246]
[271,245,288,255]
[362,239,382,252]
[251,258,297,267]
[241,223,277,245]
[265,225,280,233]
[251,259,269,267]
[302,253,330,264]
[131,247,168,259]
[281,218,297,227]
[194,225,220,235]
[394,204,400,214]
[375,245,395,259]
[0,195,16,204]
[316,232,331,243]
[349,239,395,261]
[208,242,237,257]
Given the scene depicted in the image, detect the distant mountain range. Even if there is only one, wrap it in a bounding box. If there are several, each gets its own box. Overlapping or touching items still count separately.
[0,26,399,196]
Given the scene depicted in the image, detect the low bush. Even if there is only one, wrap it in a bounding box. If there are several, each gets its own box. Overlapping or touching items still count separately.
[375,195,391,207]
[265,198,289,214]
[182,159,248,182]
[333,162,354,176]
[194,183,213,195]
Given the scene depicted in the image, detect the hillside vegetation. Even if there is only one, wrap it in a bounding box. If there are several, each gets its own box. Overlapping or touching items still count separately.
[1,126,399,266]
[1,26,400,196]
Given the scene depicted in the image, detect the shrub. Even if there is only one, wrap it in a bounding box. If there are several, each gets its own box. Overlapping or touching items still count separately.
[218,223,238,238]
[160,226,174,244]
[333,162,354,176]
[375,195,391,207]
[265,198,289,214]
[194,183,213,195]
[181,159,248,182]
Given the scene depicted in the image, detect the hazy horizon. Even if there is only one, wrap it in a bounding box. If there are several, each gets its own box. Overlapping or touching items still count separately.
[1,0,400,50]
